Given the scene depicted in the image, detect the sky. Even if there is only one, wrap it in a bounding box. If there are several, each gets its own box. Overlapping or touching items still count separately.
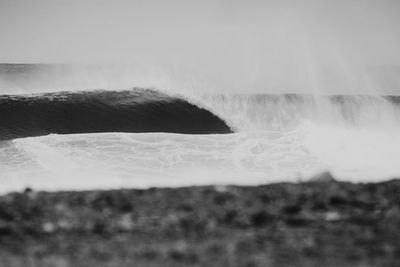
[1,0,400,93]
[1,0,399,64]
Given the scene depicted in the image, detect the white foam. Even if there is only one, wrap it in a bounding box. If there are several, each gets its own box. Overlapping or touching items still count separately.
[1,120,400,194]
[304,122,400,180]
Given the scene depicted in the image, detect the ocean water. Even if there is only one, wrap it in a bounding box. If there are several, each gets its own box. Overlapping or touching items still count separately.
[1,64,400,193]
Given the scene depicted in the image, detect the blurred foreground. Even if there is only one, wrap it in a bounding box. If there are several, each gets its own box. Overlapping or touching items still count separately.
[0,175,400,267]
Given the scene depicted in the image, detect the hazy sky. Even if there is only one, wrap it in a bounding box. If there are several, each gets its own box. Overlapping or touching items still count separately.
[1,0,400,93]
[1,0,399,64]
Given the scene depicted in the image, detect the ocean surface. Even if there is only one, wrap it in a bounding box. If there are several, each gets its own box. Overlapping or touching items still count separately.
[1,64,400,193]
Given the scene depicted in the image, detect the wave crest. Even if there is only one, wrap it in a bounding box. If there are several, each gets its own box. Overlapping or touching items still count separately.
[0,89,233,140]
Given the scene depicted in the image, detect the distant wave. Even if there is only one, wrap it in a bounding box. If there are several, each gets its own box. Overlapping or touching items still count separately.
[0,89,233,140]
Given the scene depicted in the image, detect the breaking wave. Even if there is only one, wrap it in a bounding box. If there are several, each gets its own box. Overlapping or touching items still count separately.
[2,83,400,192]
[0,89,232,140]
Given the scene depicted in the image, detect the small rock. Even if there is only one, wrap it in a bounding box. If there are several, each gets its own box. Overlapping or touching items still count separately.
[23,187,36,199]
[23,187,33,195]
[251,211,274,227]
[42,222,56,233]
[119,213,134,231]
[310,171,336,183]
[324,211,341,222]
[214,185,228,192]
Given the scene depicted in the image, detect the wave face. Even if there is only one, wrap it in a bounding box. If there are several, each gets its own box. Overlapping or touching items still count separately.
[0,89,232,140]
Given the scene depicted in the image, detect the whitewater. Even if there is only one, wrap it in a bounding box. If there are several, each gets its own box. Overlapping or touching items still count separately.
[1,67,400,194]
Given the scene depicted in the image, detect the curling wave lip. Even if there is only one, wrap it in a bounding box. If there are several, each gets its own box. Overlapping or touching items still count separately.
[0,89,233,140]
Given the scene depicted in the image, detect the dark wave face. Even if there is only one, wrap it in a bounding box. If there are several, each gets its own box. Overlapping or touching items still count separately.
[0,89,233,140]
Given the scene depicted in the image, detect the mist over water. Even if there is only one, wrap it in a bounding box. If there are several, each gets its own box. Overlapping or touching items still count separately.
[2,0,400,95]
[1,0,400,192]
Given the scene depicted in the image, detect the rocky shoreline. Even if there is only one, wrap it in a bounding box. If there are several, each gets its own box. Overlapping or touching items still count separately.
[1,177,400,266]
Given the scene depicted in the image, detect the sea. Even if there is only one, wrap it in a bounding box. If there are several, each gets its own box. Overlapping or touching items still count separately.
[1,64,400,193]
